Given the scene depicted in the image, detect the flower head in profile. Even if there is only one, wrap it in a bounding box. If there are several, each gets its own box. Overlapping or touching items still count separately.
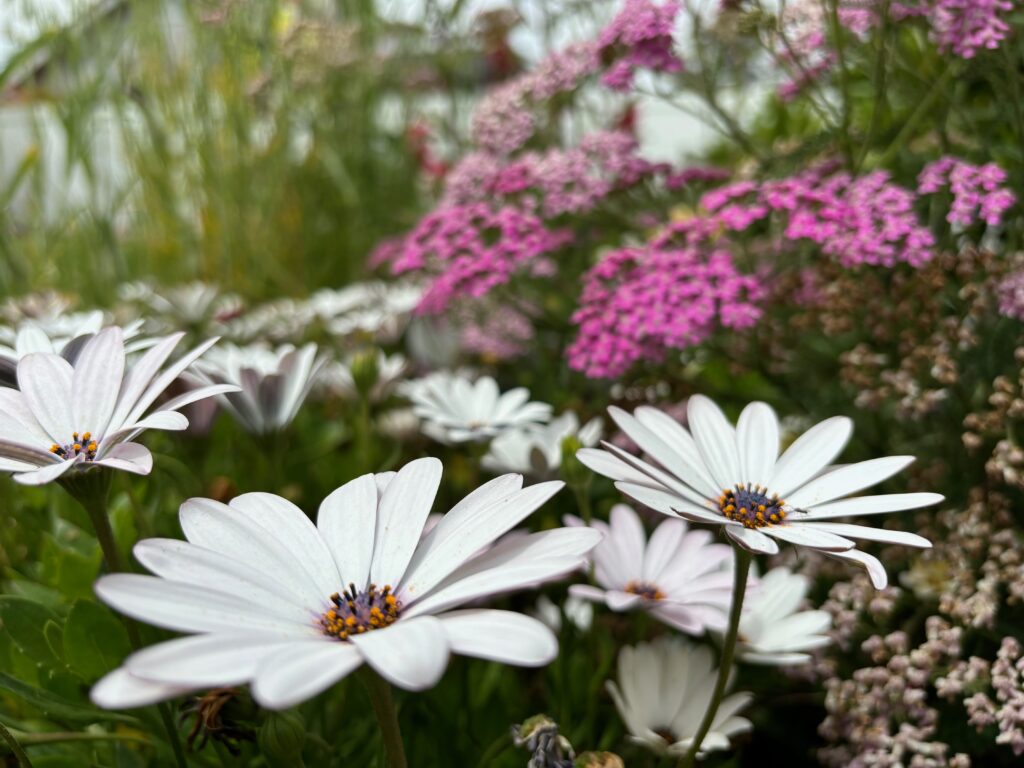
[483,411,602,477]
[91,458,599,710]
[193,342,326,434]
[0,327,234,486]
[734,567,831,665]
[566,504,735,635]
[323,350,408,403]
[578,397,940,587]
[607,637,751,759]
[402,372,552,444]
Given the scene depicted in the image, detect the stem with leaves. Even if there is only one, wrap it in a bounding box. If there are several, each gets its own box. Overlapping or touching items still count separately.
[360,670,408,768]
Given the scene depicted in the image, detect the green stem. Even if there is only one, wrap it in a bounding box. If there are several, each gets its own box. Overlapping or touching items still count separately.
[360,670,407,768]
[571,482,592,526]
[0,720,33,767]
[825,0,854,167]
[679,547,751,768]
[877,64,954,168]
[76,492,189,768]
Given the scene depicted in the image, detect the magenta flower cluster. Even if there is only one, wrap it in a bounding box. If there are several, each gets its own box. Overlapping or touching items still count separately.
[390,203,572,314]
[567,220,765,378]
[598,0,684,91]
[930,0,1014,58]
[917,156,1016,227]
[703,169,937,268]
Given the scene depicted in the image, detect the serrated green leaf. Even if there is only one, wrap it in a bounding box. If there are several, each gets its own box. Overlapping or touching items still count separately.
[62,601,130,683]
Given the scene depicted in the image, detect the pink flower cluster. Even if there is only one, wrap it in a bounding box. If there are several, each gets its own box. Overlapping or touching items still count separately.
[930,0,1014,58]
[997,270,1024,322]
[459,304,536,361]
[598,0,684,91]
[471,42,600,155]
[918,156,1016,227]
[567,220,765,378]
[443,130,665,217]
[702,169,937,268]
[390,203,572,314]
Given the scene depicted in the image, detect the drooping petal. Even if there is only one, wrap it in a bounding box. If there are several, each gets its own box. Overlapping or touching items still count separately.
[726,526,779,555]
[350,616,450,691]
[768,416,852,498]
[91,668,193,709]
[828,549,888,589]
[13,457,78,485]
[318,473,379,590]
[251,640,364,710]
[439,609,557,666]
[93,442,153,475]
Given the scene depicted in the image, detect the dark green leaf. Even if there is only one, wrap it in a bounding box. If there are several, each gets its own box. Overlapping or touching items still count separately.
[62,601,131,683]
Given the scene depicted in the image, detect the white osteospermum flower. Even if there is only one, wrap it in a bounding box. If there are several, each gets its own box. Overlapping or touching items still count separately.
[402,372,552,444]
[312,281,422,341]
[90,458,600,710]
[119,281,242,328]
[482,412,603,477]
[323,350,408,403]
[193,342,326,434]
[578,397,942,588]
[0,327,235,485]
[607,637,752,759]
[734,567,831,666]
[566,504,735,635]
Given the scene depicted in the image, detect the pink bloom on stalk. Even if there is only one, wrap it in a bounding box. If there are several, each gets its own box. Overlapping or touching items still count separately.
[917,156,1016,227]
[598,0,684,91]
[931,0,1013,59]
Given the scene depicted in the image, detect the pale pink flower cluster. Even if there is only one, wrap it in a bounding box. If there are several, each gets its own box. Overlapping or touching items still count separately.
[917,156,1016,227]
[389,203,572,314]
[997,270,1024,322]
[930,0,1014,58]
[597,0,684,91]
[567,220,765,378]
[459,304,536,361]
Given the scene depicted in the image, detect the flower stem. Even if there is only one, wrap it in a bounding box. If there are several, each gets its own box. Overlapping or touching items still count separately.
[679,546,752,768]
[360,670,408,768]
[0,720,33,767]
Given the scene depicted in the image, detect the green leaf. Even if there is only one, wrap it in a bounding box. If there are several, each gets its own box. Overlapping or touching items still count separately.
[0,673,135,724]
[38,533,101,601]
[0,597,61,668]
[62,601,131,683]
[43,621,64,663]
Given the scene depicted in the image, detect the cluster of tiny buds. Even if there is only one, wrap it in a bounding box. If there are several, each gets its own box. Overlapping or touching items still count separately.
[320,583,400,641]
[49,431,98,461]
[718,483,787,528]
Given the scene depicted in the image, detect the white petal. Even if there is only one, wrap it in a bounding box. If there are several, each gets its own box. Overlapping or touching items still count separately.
[126,633,296,686]
[350,616,450,691]
[229,492,341,598]
[633,406,719,495]
[318,473,378,590]
[608,504,646,577]
[93,442,153,475]
[157,383,241,414]
[401,477,560,599]
[251,640,363,710]
[99,411,189,451]
[107,333,184,430]
[800,492,943,519]
[765,524,854,552]
[13,457,78,485]
[643,519,688,582]
[95,574,315,635]
[369,457,442,586]
[726,526,779,554]
[736,402,778,487]
[740,651,813,666]
[768,416,852,497]
[828,549,888,589]
[600,442,711,507]
[798,522,931,548]
[91,668,192,709]
[17,353,74,443]
[786,456,915,509]
[0,437,60,465]
[0,457,37,472]
[575,447,658,485]
[440,609,557,666]
[0,387,54,446]
[124,337,220,426]
[686,395,741,490]
[71,327,125,438]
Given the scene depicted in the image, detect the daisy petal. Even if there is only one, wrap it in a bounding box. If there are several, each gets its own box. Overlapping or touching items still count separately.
[440,609,557,666]
[13,457,78,485]
[91,668,192,709]
[350,616,450,691]
[252,640,363,710]
[726,526,779,555]
[107,333,185,430]
[799,522,931,548]
[126,633,296,686]
[828,549,888,589]
[576,447,658,485]
[768,416,852,498]
[766,524,855,552]
[17,353,74,443]
[799,492,943,519]
[369,457,442,586]
[786,456,915,509]
[687,395,741,491]
[93,443,152,475]
[736,402,778,487]
[633,406,719,495]
[71,327,125,438]
[318,473,378,590]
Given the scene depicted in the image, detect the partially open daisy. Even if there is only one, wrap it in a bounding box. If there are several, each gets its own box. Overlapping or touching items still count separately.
[91,458,600,710]
[565,504,736,635]
[0,327,235,486]
[577,397,941,588]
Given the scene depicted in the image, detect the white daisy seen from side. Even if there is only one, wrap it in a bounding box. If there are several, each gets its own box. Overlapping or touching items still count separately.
[90,458,600,710]
[401,372,552,444]
[193,342,326,434]
[0,327,235,486]
[732,566,832,666]
[578,397,941,588]
[323,350,408,403]
[607,637,752,759]
[482,411,603,478]
[565,504,736,635]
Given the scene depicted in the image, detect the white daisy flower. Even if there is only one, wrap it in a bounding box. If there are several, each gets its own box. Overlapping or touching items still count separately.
[482,412,603,477]
[578,397,942,588]
[733,567,831,665]
[323,350,407,403]
[222,298,315,344]
[193,342,326,434]
[401,372,552,444]
[312,281,421,341]
[0,327,234,486]
[565,504,735,635]
[90,459,600,710]
[118,281,242,329]
[607,637,752,759]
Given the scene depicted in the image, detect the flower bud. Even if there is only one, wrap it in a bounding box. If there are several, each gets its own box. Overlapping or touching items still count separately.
[257,711,306,768]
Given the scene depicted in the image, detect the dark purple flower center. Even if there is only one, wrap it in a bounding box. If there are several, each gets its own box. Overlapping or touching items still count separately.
[49,431,98,461]
[320,583,401,641]
[718,484,787,529]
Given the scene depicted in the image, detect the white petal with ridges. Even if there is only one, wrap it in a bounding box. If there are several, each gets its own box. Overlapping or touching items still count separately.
[251,640,364,709]
[768,416,852,498]
[736,402,778,487]
[318,473,378,590]
[726,526,779,554]
[369,457,442,586]
[18,353,74,443]
[687,395,741,490]
[440,609,557,666]
[786,456,914,509]
[71,327,125,438]
[350,616,449,691]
